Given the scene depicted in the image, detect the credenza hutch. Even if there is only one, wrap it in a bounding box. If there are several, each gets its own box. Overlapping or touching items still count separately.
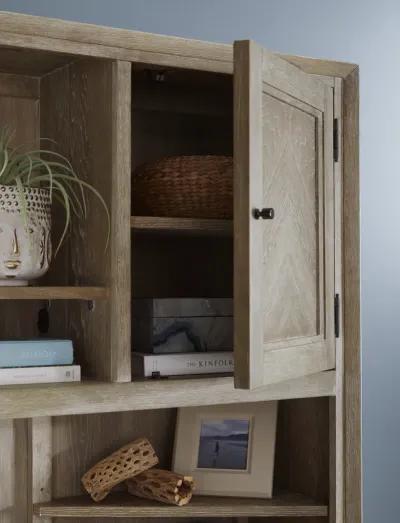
[0,10,360,523]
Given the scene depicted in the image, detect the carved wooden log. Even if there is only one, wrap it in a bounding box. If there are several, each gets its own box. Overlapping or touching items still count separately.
[127,468,194,506]
[81,437,159,502]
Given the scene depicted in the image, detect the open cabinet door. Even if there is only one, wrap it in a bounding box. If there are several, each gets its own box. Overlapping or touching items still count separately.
[234,40,335,389]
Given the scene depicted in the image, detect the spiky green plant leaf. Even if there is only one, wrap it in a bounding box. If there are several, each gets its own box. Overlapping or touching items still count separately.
[0,128,110,255]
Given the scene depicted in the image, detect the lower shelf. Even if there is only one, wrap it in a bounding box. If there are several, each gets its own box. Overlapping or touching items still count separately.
[34,492,328,518]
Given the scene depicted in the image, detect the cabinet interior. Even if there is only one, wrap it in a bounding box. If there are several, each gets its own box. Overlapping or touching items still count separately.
[131,64,235,301]
[0,58,236,384]
[25,397,328,521]
[131,65,234,378]
[0,49,115,381]
[131,65,233,169]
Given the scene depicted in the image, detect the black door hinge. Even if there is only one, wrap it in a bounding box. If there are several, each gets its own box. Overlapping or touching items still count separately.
[334,293,340,338]
[333,118,339,163]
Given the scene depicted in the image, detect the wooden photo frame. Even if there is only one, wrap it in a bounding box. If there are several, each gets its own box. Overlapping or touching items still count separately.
[172,401,278,498]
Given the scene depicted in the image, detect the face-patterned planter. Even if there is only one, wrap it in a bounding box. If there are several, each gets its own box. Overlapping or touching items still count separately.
[0,185,52,286]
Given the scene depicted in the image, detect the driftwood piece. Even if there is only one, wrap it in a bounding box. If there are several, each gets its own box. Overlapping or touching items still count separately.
[81,437,159,501]
[127,468,194,506]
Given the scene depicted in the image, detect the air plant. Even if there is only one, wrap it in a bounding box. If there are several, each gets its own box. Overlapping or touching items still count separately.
[0,128,110,255]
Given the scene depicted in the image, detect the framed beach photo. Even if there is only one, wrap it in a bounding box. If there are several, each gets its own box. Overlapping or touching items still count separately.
[172,401,278,498]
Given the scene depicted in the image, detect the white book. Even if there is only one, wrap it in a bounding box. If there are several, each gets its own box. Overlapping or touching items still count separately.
[0,365,81,385]
[132,352,234,378]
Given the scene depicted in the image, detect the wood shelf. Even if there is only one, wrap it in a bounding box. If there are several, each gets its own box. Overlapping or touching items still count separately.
[131,216,233,236]
[0,371,335,420]
[34,492,328,518]
[0,286,109,300]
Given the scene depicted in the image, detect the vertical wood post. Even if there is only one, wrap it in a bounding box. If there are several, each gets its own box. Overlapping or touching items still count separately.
[342,67,362,523]
[110,60,132,382]
[29,417,52,523]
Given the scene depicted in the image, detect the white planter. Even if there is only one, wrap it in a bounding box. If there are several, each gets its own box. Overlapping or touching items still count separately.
[0,185,52,286]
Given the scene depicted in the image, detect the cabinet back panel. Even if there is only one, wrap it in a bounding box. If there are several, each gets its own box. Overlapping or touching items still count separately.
[40,58,115,380]
[132,109,233,170]
[52,409,177,493]
[251,398,330,523]
[0,300,109,380]
[274,398,330,503]
[40,58,113,287]
[0,72,73,379]
[132,67,233,172]
[0,45,76,76]
[0,419,31,523]
[132,234,233,298]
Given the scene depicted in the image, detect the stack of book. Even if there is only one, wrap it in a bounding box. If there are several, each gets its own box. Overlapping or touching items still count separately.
[0,339,80,385]
[132,298,234,378]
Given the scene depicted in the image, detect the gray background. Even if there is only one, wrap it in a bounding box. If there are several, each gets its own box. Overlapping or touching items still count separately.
[0,0,396,520]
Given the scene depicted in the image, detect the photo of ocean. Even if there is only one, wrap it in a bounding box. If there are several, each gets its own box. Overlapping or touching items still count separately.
[197,418,250,470]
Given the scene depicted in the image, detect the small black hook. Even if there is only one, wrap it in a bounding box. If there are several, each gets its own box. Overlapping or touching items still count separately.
[37,306,49,334]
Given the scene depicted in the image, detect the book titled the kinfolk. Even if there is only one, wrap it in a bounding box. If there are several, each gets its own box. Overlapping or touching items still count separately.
[0,365,81,385]
[132,351,234,378]
[0,339,73,368]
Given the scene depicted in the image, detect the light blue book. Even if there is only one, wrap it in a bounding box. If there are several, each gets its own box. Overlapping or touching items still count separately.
[0,339,73,368]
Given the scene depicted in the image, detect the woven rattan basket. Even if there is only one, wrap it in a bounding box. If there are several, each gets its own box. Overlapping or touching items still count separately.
[132,155,233,219]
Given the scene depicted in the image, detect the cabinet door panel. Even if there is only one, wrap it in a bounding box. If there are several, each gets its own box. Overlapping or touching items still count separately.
[234,40,334,389]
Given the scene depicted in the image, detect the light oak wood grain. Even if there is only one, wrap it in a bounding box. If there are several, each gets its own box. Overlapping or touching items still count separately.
[13,419,30,522]
[0,29,233,75]
[342,67,361,523]
[0,420,16,523]
[0,72,39,98]
[0,286,108,300]
[51,409,176,523]
[282,55,356,79]
[0,82,52,522]
[0,11,231,62]
[0,12,360,521]
[40,58,129,382]
[233,40,335,389]
[330,77,344,523]
[34,492,328,518]
[131,216,232,236]
[0,11,356,79]
[233,39,262,388]
[0,93,39,147]
[0,372,335,420]
[0,45,75,76]
[274,398,329,505]
[29,417,52,523]
[109,60,132,382]
[261,401,330,523]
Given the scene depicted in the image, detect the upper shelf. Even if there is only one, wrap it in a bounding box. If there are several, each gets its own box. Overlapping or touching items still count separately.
[131,216,232,236]
[0,286,109,300]
[34,492,328,518]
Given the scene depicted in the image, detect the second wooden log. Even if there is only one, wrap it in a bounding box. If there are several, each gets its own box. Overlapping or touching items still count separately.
[127,468,194,506]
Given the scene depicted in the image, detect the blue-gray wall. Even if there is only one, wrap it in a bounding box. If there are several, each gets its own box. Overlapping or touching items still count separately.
[0,0,397,520]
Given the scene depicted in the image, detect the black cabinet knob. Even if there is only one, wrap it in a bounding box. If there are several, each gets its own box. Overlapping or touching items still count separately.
[253,208,274,220]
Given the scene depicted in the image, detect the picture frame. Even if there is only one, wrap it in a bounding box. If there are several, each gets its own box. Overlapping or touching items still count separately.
[172,401,278,498]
